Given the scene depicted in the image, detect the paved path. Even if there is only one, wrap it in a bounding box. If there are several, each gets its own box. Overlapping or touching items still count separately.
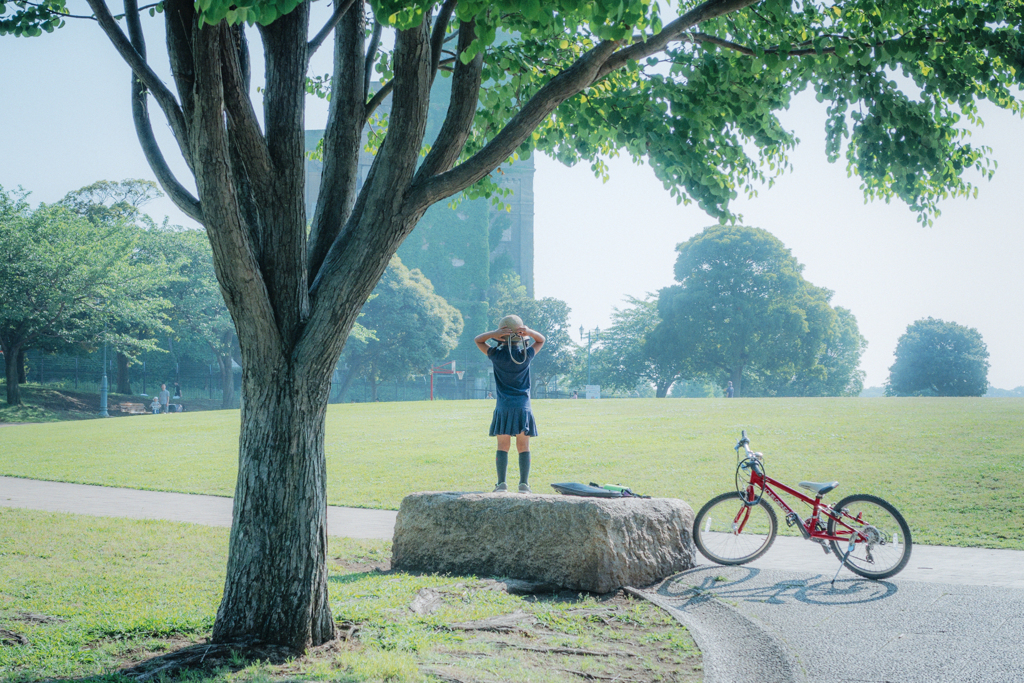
[3,476,1023,683]
[0,476,396,539]
[640,566,1024,683]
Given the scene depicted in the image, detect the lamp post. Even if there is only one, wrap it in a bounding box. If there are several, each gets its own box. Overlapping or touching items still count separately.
[579,324,600,387]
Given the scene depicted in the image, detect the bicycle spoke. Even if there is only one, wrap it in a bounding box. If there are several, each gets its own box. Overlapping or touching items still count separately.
[693,492,778,566]
[827,494,912,579]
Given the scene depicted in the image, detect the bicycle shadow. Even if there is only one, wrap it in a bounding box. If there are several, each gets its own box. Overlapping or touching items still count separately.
[654,565,899,608]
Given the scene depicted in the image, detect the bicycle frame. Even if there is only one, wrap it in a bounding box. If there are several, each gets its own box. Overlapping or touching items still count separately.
[737,466,865,547]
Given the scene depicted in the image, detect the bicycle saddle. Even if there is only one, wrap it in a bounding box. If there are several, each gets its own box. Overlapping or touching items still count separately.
[798,480,840,496]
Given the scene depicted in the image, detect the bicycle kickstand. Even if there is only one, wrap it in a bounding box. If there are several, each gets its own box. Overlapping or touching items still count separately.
[831,537,858,586]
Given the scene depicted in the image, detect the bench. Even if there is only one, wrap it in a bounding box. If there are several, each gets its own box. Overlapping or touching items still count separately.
[117,402,148,415]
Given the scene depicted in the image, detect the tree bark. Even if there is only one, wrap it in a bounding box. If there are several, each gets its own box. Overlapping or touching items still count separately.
[116,352,132,394]
[17,348,27,384]
[218,352,235,409]
[212,359,334,649]
[4,343,22,405]
[655,381,670,398]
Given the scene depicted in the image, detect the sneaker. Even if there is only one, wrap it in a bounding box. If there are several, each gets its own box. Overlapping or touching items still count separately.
[518,483,532,494]
[493,482,508,493]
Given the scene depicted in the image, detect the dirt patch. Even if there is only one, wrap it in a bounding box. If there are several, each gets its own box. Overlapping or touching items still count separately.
[416,591,703,683]
[332,556,391,574]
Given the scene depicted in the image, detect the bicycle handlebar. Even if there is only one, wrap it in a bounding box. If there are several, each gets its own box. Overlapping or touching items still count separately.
[735,429,750,452]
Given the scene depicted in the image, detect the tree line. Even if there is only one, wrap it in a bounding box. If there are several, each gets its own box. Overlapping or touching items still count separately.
[3,192,990,405]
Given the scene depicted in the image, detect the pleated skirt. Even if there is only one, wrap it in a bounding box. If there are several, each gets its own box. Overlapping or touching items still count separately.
[489,406,539,437]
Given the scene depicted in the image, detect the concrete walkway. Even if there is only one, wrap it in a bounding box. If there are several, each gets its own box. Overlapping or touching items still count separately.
[0,476,396,540]
[642,565,1024,683]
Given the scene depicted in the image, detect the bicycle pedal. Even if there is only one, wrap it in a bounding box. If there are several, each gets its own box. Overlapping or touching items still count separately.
[818,540,832,555]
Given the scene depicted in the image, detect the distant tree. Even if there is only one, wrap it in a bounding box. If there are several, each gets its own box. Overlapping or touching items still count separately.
[59,179,162,227]
[0,187,166,405]
[784,307,867,397]
[141,226,241,408]
[653,226,839,398]
[340,256,462,401]
[593,295,686,398]
[61,179,169,394]
[489,272,575,391]
[886,318,989,397]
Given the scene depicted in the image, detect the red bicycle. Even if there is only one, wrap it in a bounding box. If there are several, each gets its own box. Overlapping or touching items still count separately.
[692,431,913,580]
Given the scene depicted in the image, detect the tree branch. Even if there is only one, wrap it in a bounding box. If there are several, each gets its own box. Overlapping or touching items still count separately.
[364,79,394,123]
[224,24,269,253]
[307,0,358,62]
[84,0,192,167]
[415,19,483,181]
[20,0,96,20]
[190,23,282,357]
[364,19,383,100]
[407,40,619,210]
[302,19,434,370]
[429,0,458,83]
[164,0,197,147]
[257,2,313,340]
[596,0,761,79]
[123,0,203,223]
[220,25,272,191]
[365,56,456,125]
[309,3,365,284]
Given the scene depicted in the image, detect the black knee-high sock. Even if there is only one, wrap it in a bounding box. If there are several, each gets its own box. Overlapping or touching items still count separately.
[518,451,531,485]
[496,450,509,484]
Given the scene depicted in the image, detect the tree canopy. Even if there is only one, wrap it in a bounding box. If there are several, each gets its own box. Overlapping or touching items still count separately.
[652,224,865,397]
[886,317,989,396]
[592,295,686,398]
[340,255,462,400]
[5,0,1023,651]
[0,186,167,405]
[489,272,575,390]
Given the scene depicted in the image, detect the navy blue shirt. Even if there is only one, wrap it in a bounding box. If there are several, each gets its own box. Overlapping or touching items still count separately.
[488,344,535,410]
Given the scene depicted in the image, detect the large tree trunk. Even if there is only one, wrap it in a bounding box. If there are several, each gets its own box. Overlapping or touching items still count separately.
[116,352,132,394]
[655,380,671,398]
[212,362,334,649]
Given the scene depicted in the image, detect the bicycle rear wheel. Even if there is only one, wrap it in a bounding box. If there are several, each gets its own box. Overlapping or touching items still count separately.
[693,492,778,565]
[827,494,912,579]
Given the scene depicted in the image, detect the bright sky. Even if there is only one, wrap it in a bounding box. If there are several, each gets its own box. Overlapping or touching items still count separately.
[2,7,1022,390]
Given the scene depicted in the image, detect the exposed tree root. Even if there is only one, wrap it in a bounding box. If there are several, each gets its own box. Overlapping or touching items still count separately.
[119,622,360,681]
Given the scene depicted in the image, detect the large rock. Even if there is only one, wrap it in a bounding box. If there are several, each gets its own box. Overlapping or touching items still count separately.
[391,492,696,594]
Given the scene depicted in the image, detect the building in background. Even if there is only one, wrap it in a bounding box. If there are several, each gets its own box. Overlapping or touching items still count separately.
[304,77,535,333]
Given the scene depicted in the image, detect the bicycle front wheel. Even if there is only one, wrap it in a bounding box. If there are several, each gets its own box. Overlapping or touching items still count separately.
[827,494,912,580]
[693,492,778,565]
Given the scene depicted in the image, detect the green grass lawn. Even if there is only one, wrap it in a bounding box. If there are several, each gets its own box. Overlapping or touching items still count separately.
[2,398,1022,549]
[0,508,699,682]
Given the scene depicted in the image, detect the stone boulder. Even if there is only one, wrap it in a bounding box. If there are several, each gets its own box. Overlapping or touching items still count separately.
[391,492,696,594]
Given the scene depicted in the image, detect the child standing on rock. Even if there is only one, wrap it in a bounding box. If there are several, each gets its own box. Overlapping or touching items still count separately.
[474,315,545,493]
